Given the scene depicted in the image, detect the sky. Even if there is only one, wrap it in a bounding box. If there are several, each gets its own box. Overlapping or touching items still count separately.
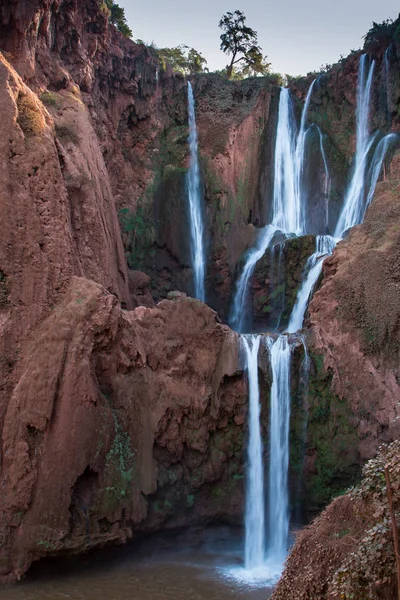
[121,0,399,76]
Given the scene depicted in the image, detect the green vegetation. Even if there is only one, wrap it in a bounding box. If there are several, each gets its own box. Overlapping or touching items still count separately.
[154,45,208,75]
[100,0,132,38]
[100,414,136,511]
[118,202,155,269]
[40,91,58,107]
[363,13,400,51]
[219,10,270,79]
[303,351,360,507]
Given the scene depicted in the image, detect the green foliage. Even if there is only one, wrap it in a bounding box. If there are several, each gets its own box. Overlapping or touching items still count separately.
[219,10,270,78]
[156,45,208,75]
[363,14,400,51]
[102,0,132,38]
[101,414,136,511]
[118,202,155,269]
[40,91,58,107]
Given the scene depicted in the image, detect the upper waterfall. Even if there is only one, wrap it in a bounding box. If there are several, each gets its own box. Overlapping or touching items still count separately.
[230,82,316,332]
[334,55,376,237]
[187,81,206,301]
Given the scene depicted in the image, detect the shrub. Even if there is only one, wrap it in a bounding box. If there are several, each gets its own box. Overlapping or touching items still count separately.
[40,91,58,107]
[17,94,45,136]
[55,124,79,145]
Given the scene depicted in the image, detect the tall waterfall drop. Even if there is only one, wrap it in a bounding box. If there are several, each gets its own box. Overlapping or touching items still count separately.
[232,50,397,588]
[334,55,375,238]
[241,335,265,571]
[265,335,292,568]
[187,81,206,301]
[317,126,331,230]
[230,82,316,332]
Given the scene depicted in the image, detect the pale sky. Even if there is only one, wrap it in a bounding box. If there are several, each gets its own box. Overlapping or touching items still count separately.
[121,0,399,76]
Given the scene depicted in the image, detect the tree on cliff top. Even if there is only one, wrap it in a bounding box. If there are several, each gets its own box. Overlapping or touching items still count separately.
[102,0,133,38]
[219,10,270,78]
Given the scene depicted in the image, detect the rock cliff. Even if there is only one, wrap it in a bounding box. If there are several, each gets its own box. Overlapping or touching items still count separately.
[0,0,400,587]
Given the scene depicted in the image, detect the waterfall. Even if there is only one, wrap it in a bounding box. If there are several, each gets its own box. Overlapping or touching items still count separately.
[272,242,286,332]
[316,126,331,231]
[365,133,398,208]
[230,82,316,332]
[241,335,266,571]
[265,334,292,568]
[334,55,376,237]
[230,53,397,586]
[295,79,317,230]
[187,81,206,301]
[384,44,392,118]
[230,225,277,332]
[272,88,299,234]
[288,235,337,333]
[273,81,316,234]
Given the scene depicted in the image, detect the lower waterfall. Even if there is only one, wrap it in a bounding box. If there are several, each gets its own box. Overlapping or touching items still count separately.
[241,335,265,572]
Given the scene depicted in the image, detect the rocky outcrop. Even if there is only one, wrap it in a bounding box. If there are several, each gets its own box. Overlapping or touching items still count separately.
[272,440,400,600]
[0,277,245,581]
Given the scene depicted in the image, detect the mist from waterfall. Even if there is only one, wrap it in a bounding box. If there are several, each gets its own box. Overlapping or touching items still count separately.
[187,81,206,301]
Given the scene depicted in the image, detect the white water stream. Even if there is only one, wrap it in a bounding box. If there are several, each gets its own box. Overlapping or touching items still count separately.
[187,82,206,301]
[230,82,316,332]
[231,52,397,587]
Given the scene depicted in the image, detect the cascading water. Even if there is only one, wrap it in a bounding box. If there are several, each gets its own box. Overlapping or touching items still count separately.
[316,126,331,230]
[231,51,397,588]
[265,334,292,571]
[365,133,398,207]
[334,55,376,238]
[187,81,206,301]
[384,44,392,119]
[296,79,317,229]
[230,83,316,332]
[230,225,277,332]
[288,235,337,333]
[241,335,265,572]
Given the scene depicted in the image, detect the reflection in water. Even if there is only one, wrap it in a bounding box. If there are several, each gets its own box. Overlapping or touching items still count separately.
[0,528,274,600]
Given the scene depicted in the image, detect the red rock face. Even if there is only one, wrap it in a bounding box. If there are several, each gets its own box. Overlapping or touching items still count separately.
[1,0,400,587]
[308,157,400,462]
[0,278,246,581]
[0,1,249,581]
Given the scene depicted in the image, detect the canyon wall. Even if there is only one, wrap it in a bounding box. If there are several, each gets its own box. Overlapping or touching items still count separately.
[0,0,400,585]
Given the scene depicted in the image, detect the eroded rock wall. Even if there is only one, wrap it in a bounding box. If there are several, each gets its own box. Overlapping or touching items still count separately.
[0,277,246,581]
